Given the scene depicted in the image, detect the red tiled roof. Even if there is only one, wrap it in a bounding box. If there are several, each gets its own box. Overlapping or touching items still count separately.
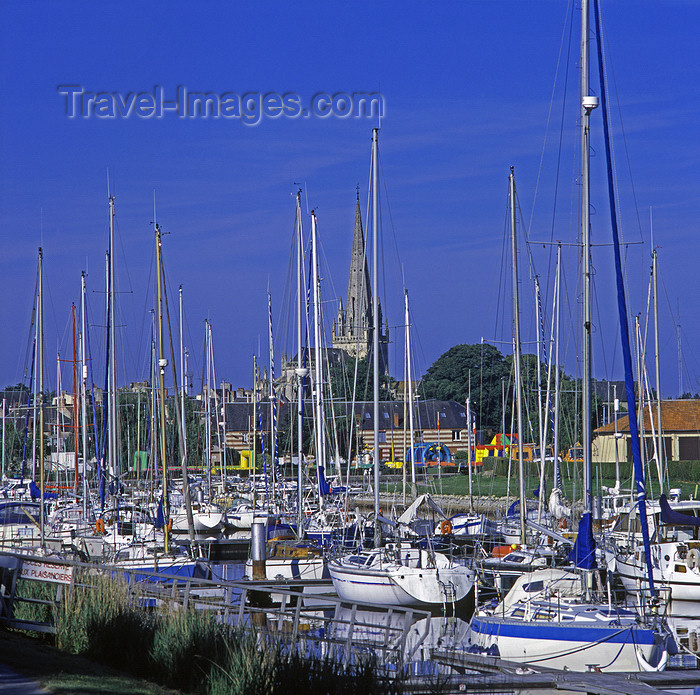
[595,400,700,434]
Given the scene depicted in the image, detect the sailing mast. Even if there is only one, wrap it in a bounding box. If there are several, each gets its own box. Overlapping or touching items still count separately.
[404,289,416,499]
[71,304,79,493]
[80,272,89,513]
[310,210,326,510]
[38,247,45,546]
[509,169,526,547]
[107,195,119,479]
[155,221,170,553]
[580,0,597,517]
[652,248,664,494]
[179,286,187,464]
[371,128,380,544]
[294,190,307,533]
[552,245,562,496]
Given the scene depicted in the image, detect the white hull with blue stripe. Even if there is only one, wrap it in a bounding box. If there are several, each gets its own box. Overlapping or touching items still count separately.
[468,570,672,672]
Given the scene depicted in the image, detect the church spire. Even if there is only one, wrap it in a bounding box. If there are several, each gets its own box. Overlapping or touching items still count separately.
[346,193,372,338]
[331,190,388,374]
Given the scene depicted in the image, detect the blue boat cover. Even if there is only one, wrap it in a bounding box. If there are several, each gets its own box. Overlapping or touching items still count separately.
[659,494,700,527]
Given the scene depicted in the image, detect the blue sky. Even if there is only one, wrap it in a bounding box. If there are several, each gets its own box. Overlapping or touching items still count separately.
[1,1,698,401]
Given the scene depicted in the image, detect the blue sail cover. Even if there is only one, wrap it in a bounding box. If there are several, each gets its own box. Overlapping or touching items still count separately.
[569,512,596,569]
[594,0,655,593]
[317,465,346,496]
[154,496,165,529]
[29,480,58,500]
[659,494,700,527]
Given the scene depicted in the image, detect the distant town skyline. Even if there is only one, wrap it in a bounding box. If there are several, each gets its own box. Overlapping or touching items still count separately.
[1,1,698,399]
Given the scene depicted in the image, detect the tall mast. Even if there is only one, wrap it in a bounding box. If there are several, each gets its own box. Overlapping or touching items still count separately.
[404,290,416,497]
[107,196,119,479]
[38,247,45,545]
[179,286,187,462]
[71,304,79,493]
[294,190,306,533]
[652,248,663,494]
[268,292,277,499]
[252,355,258,507]
[509,169,526,546]
[80,272,89,512]
[155,221,170,553]
[310,211,325,509]
[205,321,212,495]
[149,311,156,495]
[553,244,562,494]
[371,128,380,542]
[580,0,597,515]
[535,276,546,521]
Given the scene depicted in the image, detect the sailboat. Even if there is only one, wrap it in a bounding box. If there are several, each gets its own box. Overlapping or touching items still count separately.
[468,0,674,664]
[328,129,475,611]
[468,516,671,671]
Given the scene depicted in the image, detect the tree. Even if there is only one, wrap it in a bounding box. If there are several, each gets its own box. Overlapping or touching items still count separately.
[420,343,602,452]
[420,344,510,431]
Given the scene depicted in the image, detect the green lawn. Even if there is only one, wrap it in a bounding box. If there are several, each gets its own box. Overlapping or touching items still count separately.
[379,468,679,501]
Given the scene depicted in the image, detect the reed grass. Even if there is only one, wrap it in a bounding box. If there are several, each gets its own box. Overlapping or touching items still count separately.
[50,571,399,694]
[11,578,57,627]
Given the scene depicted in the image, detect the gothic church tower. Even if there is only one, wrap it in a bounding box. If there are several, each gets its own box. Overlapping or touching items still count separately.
[332,192,389,374]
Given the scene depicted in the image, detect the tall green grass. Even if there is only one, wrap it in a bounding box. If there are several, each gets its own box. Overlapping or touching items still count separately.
[51,572,399,695]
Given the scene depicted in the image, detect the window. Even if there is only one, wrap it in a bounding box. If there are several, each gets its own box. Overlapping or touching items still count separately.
[378,432,387,443]
[452,430,461,441]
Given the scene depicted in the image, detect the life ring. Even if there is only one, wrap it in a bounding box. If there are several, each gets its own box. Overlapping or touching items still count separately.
[440,519,453,535]
[95,518,105,534]
[686,548,700,571]
[167,518,173,532]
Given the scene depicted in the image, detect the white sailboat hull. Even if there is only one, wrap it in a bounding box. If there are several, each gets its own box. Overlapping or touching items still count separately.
[609,541,700,606]
[328,548,474,609]
[469,615,668,672]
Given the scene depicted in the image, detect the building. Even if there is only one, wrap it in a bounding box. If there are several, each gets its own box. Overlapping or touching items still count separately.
[331,192,389,374]
[593,399,700,463]
[221,399,476,463]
